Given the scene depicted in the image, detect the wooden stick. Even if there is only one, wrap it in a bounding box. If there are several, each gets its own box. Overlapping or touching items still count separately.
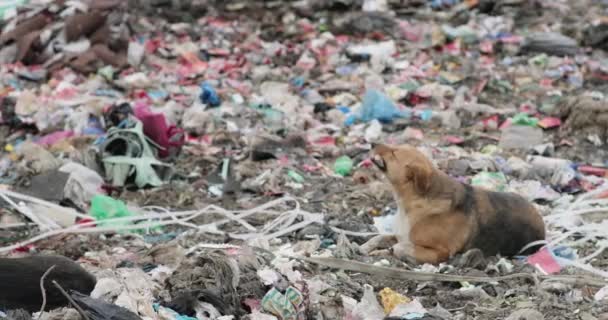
[37,265,56,319]
[51,280,90,320]
[297,256,608,287]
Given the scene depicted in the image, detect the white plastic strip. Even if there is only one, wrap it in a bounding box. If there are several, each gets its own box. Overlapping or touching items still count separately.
[545,183,608,277]
[0,195,323,254]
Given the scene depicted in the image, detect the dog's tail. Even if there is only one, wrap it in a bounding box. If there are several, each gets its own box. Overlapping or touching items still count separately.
[517,239,548,255]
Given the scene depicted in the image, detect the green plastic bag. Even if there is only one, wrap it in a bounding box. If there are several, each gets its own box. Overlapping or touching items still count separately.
[287,170,304,183]
[90,195,162,233]
[334,156,354,176]
[511,113,539,127]
[90,195,135,229]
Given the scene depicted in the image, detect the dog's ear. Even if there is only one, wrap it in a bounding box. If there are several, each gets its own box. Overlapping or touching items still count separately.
[406,161,433,194]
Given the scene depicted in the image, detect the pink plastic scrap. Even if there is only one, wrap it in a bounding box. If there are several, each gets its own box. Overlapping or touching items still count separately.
[578,166,608,177]
[481,115,499,130]
[358,158,373,169]
[444,135,464,145]
[480,40,494,53]
[36,131,74,147]
[527,246,562,274]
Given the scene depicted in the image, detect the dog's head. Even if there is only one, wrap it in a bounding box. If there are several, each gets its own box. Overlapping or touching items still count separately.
[371,143,435,194]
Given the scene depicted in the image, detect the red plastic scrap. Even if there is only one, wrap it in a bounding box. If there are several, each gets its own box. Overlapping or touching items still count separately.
[208,48,231,57]
[298,21,315,34]
[407,94,427,106]
[538,117,562,129]
[206,18,232,28]
[594,190,608,199]
[369,32,386,41]
[578,166,608,177]
[311,136,336,146]
[243,298,262,312]
[478,39,492,53]
[302,164,322,172]
[278,156,290,166]
[13,244,35,253]
[77,217,96,228]
[134,91,151,103]
[580,179,598,192]
[179,52,208,73]
[186,134,212,145]
[444,135,464,145]
[499,118,511,130]
[398,21,421,42]
[591,72,608,81]
[540,78,554,88]
[518,103,536,114]
[443,41,461,55]
[145,38,163,53]
[226,79,252,95]
[481,115,499,130]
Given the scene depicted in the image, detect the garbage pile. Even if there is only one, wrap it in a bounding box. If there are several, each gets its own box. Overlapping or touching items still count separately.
[2,0,608,319]
[0,0,130,73]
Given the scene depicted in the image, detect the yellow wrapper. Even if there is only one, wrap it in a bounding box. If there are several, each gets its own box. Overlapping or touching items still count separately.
[379,287,411,314]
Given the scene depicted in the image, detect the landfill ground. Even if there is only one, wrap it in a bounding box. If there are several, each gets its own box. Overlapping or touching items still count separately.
[2,0,608,319]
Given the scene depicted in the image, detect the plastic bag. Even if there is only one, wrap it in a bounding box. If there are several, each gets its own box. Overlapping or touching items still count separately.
[350,89,409,124]
[200,82,221,107]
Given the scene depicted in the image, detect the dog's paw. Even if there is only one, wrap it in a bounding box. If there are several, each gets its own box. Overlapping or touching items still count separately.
[395,253,419,266]
[360,234,398,254]
[392,244,418,265]
[368,249,392,256]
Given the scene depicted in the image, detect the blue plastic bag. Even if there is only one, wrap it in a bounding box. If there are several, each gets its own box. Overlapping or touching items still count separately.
[199,82,221,107]
[353,89,409,125]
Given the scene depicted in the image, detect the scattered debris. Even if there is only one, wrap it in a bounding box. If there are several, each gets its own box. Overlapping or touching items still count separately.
[1,0,608,319]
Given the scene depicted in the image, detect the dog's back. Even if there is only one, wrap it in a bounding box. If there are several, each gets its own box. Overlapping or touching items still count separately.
[467,189,546,256]
[425,175,546,259]
[0,255,97,312]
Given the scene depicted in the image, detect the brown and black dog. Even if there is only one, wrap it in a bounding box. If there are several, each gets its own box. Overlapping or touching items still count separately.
[362,143,546,264]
